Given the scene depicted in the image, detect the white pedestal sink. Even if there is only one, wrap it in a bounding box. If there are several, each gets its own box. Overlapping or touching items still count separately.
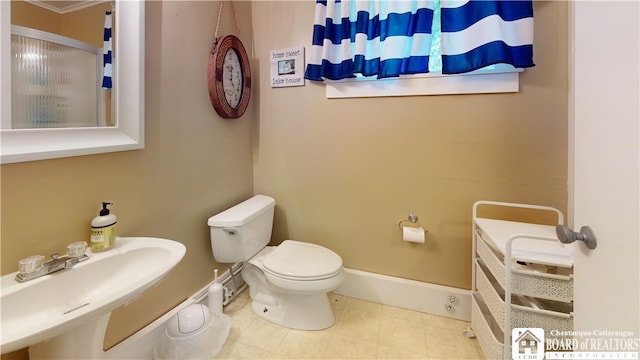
[0,237,186,359]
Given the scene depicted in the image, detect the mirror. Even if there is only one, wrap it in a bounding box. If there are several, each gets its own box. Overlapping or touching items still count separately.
[0,0,144,164]
[10,0,112,130]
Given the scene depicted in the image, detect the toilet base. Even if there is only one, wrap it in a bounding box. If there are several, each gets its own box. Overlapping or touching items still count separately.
[249,292,335,330]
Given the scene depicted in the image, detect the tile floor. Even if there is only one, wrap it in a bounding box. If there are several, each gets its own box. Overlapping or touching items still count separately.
[215,290,484,359]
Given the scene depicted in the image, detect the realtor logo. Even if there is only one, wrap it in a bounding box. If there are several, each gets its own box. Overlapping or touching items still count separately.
[512,328,545,360]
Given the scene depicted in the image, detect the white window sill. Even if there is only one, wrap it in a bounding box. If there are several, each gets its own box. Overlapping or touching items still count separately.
[325,69,523,99]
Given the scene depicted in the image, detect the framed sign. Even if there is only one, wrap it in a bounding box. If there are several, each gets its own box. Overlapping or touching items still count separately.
[270,47,305,88]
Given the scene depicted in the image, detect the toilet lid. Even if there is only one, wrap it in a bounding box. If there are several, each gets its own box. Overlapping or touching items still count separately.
[262,240,342,280]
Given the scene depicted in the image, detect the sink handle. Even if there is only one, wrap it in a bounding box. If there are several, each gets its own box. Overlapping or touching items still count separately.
[18,255,45,274]
[67,242,88,257]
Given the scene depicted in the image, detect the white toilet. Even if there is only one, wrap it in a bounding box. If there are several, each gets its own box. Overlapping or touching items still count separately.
[208,195,345,330]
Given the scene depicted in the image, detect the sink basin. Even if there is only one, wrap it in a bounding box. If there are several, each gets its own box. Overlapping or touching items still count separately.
[0,237,186,356]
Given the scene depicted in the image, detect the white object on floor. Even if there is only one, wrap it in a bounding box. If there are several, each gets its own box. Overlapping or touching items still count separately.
[154,304,230,360]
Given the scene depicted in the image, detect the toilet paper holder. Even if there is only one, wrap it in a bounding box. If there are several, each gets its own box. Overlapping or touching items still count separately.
[398,214,428,233]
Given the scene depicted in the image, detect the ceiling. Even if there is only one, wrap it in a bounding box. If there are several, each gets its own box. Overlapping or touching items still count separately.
[27,1,110,14]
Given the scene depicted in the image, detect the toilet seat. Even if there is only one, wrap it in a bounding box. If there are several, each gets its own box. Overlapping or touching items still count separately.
[261,240,343,281]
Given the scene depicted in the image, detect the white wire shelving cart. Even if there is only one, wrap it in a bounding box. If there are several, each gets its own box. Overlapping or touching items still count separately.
[470,201,574,359]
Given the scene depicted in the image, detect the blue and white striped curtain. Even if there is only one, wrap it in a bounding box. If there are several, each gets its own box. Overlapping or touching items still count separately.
[304,0,534,81]
[101,11,113,89]
[305,0,435,81]
[440,0,534,74]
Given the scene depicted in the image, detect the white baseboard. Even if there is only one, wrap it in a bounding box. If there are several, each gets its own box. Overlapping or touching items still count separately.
[105,267,471,359]
[333,268,471,322]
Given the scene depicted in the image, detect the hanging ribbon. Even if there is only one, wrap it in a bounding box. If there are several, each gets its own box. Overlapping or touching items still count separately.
[211,0,241,48]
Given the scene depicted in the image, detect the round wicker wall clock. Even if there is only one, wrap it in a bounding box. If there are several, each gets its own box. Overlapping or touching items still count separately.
[208,35,251,119]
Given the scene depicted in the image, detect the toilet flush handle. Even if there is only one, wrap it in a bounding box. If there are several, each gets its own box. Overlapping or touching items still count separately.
[223,228,238,236]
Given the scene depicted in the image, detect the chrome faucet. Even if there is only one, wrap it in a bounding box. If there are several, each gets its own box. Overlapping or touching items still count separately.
[15,242,89,283]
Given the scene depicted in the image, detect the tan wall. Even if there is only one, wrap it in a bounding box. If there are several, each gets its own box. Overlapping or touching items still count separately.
[0,0,254,355]
[61,3,112,48]
[252,1,568,289]
[11,0,110,48]
[10,0,60,34]
[1,0,567,357]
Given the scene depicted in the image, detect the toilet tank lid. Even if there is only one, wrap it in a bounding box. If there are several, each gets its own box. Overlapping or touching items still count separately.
[208,195,276,227]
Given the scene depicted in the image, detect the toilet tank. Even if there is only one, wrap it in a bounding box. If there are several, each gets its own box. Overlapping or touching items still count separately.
[207,195,276,263]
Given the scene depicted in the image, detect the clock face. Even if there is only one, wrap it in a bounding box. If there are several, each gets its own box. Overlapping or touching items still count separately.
[223,49,242,108]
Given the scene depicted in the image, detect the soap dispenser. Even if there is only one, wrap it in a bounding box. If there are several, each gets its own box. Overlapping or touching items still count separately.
[90,202,117,252]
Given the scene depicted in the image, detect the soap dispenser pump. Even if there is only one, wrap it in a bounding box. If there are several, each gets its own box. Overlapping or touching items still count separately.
[90,202,117,252]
